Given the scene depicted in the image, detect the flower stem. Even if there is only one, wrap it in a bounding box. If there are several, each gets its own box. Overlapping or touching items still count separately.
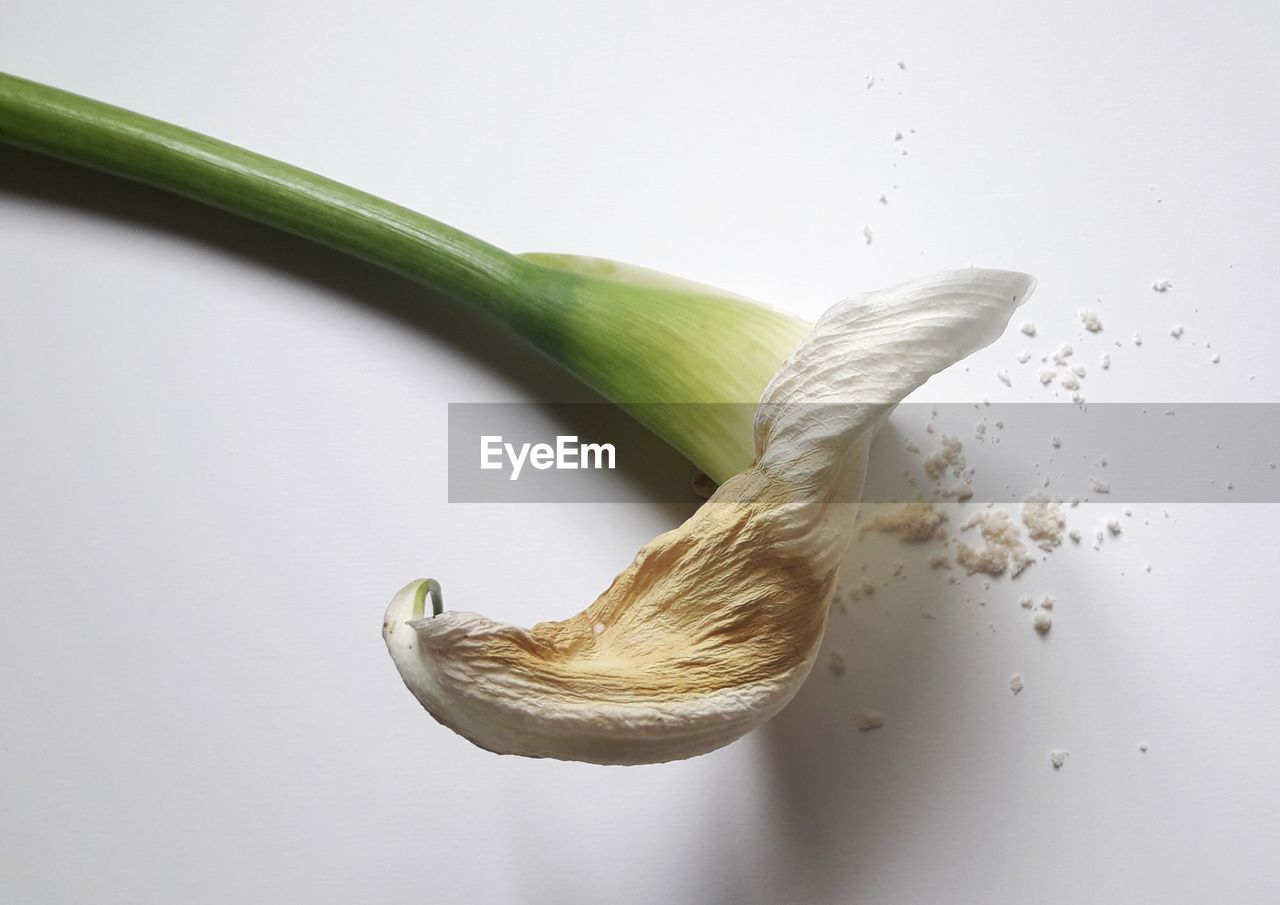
[0,71,552,336]
[1,71,814,482]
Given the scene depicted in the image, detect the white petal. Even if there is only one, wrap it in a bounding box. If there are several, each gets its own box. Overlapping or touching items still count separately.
[383,268,1035,764]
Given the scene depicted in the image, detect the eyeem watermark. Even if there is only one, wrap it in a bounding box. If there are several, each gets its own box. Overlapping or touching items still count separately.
[480,435,616,481]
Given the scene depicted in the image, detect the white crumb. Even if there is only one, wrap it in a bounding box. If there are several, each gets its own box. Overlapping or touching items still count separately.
[1072,364,1086,378]
[1033,611,1052,634]
[1101,353,1111,370]
[1017,350,1032,364]
[1080,309,1103,332]
[996,370,1012,387]
[896,60,906,70]
[1152,280,1172,292]
[863,225,874,245]
[1068,528,1082,543]
[855,709,885,731]
[1134,332,1144,347]
[1107,519,1122,536]
[1050,435,1061,449]
[1039,369,1056,385]
[878,193,888,204]
[861,581,876,597]
[866,76,876,90]
[928,551,952,570]
[1040,595,1055,610]
[1170,324,1183,339]
[923,435,966,481]
[1091,479,1111,494]
[827,649,847,677]
[1020,322,1037,337]
[1019,595,1033,609]
[1072,392,1086,404]
[956,509,1033,577]
[1022,494,1066,550]
[1052,344,1074,366]
[1138,743,1149,753]
[1060,373,1081,391]
[1010,674,1024,695]
[1211,353,1220,364]
[894,130,903,141]
[1050,750,1069,769]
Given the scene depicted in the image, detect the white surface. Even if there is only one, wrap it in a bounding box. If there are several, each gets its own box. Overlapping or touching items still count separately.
[2,2,1279,903]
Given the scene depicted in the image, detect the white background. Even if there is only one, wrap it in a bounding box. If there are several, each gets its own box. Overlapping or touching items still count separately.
[3,2,1279,903]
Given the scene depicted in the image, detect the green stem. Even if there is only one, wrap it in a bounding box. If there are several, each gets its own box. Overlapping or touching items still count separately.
[0,71,547,334]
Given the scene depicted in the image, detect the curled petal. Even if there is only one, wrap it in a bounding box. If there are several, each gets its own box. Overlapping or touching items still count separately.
[384,268,1035,763]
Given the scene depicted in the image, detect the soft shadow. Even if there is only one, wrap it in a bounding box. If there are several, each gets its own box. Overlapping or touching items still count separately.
[1,145,696,513]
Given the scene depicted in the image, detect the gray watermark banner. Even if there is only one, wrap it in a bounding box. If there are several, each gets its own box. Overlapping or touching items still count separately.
[447,402,1280,503]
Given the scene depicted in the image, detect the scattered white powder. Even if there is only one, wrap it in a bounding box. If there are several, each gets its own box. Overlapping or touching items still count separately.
[904,440,921,454]
[1080,309,1104,332]
[1072,364,1087,378]
[1101,353,1112,370]
[866,76,876,90]
[1022,494,1066,550]
[896,59,907,70]
[861,581,876,597]
[956,510,1033,577]
[1016,350,1032,364]
[1092,479,1111,494]
[941,483,974,501]
[1060,373,1081,392]
[894,130,904,141]
[1072,392,1086,404]
[1038,369,1056,385]
[1134,333,1144,347]
[1052,344,1074,366]
[863,225,874,245]
[1068,528,1082,543]
[1033,611,1052,634]
[1170,325,1184,339]
[1019,595,1033,609]
[1010,674,1024,695]
[855,709,885,731]
[1107,519,1123,536]
[928,551,952,570]
[1040,595,1055,610]
[923,435,966,480]
[1051,435,1062,449]
[1152,280,1172,292]
[861,502,950,542]
[996,370,1012,387]
[827,649,847,677]
[1050,750,1069,769]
